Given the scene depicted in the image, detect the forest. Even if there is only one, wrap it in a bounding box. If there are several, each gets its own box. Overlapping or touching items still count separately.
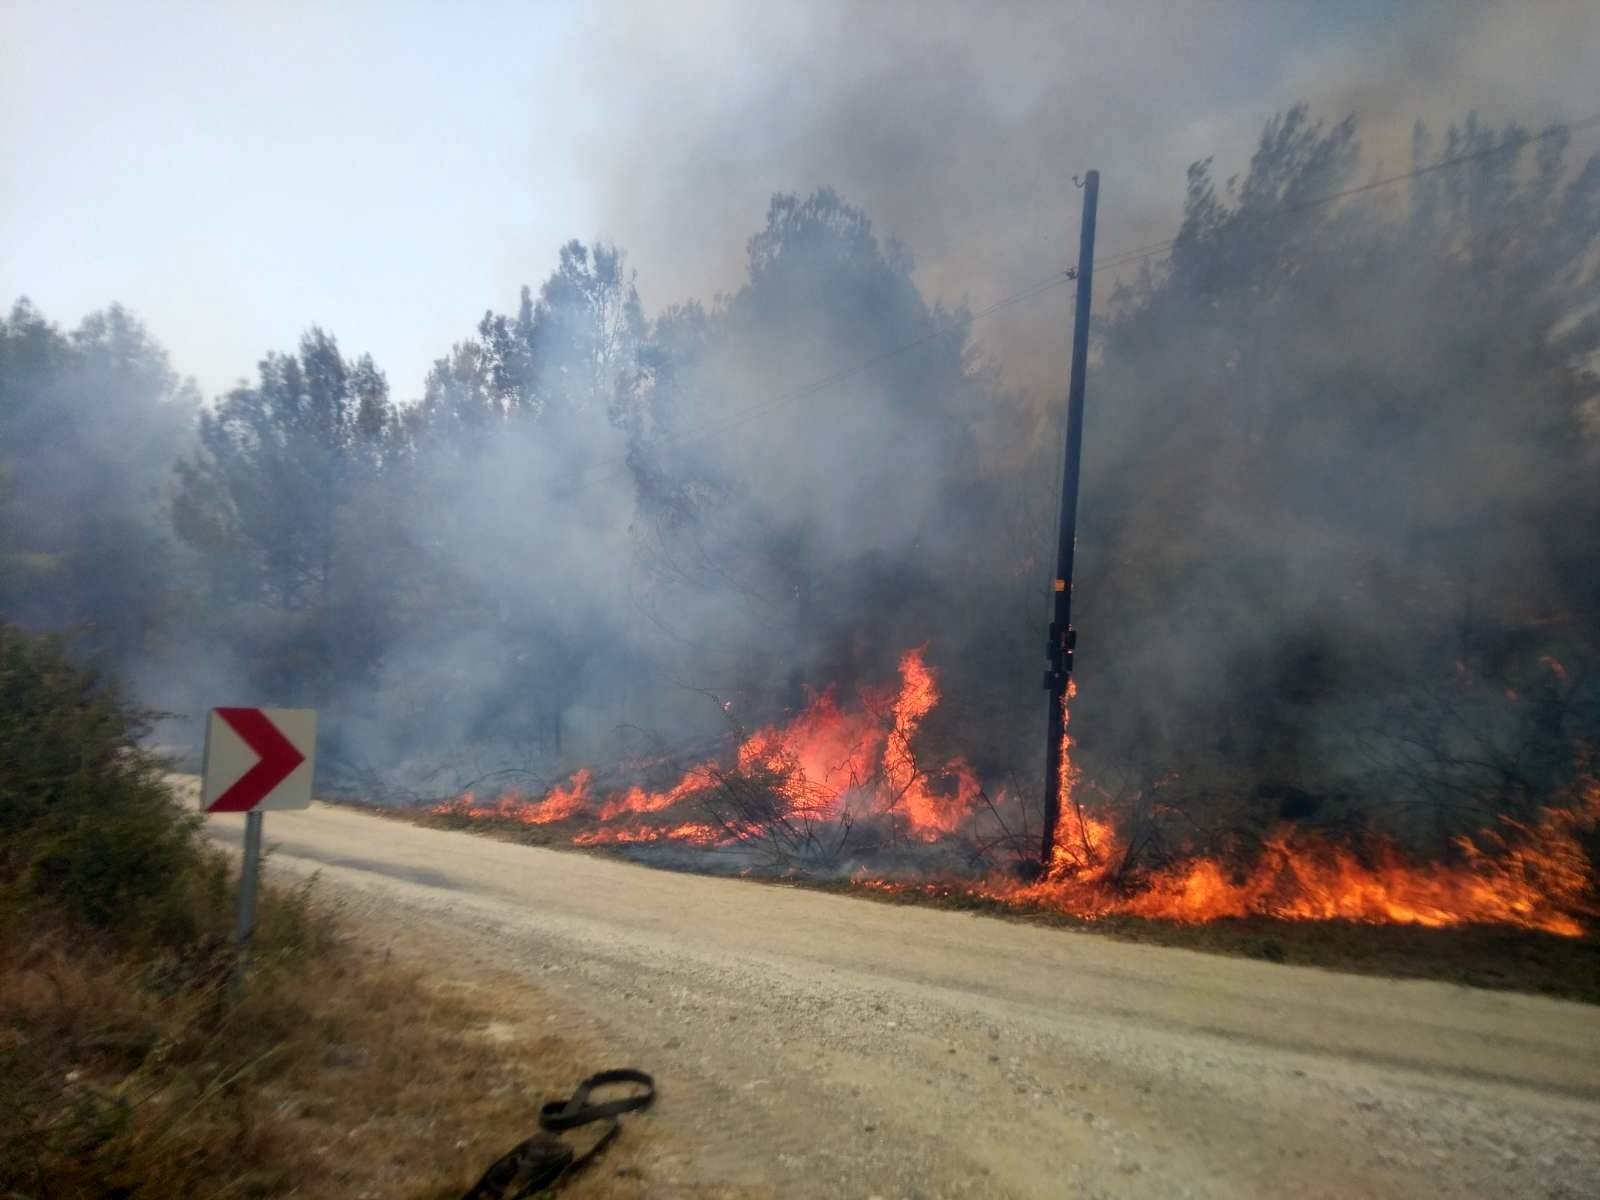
[5,106,1599,877]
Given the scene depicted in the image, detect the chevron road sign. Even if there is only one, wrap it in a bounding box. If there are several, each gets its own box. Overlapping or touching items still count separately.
[202,707,315,813]
[201,707,316,965]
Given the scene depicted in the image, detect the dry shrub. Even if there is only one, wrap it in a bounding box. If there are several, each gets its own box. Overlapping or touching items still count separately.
[0,864,642,1199]
[0,626,641,1198]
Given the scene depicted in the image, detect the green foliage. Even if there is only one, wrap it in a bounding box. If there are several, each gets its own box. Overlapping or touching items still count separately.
[413,240,645,439]
[173,328,398,614]
[0,300,197,671]
[0,623,199,929]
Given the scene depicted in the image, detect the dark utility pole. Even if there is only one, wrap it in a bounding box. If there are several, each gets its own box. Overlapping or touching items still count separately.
[1040,170,1099,869]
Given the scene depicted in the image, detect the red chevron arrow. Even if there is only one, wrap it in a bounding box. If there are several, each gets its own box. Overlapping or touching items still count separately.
[209,707,306,812]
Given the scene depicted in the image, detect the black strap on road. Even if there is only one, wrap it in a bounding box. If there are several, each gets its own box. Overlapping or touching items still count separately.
[538,1068,655,1130]
[461,1069,656,1200]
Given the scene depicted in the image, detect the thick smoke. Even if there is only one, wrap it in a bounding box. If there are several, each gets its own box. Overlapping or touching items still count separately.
[3,4,1598,870]
[579,0,1598,397]
[1070,110,1600,854]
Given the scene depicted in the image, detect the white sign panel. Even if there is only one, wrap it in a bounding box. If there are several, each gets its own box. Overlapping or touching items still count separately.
[201,707,316,813]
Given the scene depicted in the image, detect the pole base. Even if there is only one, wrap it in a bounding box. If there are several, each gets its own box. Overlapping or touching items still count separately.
[1013,858,1047,883]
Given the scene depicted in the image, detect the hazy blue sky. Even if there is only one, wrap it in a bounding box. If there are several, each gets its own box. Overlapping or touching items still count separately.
[4,1,1595,399]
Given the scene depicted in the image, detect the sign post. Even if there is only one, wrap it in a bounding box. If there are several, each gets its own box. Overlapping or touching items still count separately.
[201,707,316,963]
[236,811,265,949]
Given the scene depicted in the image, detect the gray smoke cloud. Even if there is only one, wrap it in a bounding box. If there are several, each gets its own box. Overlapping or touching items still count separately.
[10,1,1599,852]
[578,0,1598,396]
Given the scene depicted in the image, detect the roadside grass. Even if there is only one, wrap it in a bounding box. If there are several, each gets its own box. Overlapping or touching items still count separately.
[0,626,647,1198]
[367,800,1600,1007]
[1,861,648,1199]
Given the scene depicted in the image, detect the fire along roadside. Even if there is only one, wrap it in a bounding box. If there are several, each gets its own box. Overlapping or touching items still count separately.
[200,707,317,973]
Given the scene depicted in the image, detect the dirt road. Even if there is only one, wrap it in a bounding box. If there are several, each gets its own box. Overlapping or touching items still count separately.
[193,793,1600,1199]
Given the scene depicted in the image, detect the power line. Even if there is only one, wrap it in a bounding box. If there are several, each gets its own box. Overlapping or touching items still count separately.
[589,109,1600,476]
[1088,111,1600,276]
[1290,111,1600,209]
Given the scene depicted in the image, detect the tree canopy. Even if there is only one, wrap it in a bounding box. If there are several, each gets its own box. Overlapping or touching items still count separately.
[3,107,1597,855]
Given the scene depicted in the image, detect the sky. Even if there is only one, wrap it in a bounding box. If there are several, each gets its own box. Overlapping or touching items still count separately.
[3,0,1596,401]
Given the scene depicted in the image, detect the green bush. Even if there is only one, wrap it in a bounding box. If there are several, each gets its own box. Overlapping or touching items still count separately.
[0,623,199,930]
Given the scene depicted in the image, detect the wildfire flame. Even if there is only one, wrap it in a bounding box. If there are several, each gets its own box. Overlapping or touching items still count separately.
[884,651,982,836]
[433,650,961,838]
[432,768,592,826]
[573,821,720,847]
[431,650,1599,937]
[994,792,1599,938]
[596,768,716,822]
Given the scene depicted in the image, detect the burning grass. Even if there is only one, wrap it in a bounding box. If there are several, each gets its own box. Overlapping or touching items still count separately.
[428,648,999,862]
[998,794,1599,937]
[402,646,1600,997]
[423,650,1599,933]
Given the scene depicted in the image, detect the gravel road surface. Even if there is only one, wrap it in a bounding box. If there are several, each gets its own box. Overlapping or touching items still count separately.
[192,792,1600,1199]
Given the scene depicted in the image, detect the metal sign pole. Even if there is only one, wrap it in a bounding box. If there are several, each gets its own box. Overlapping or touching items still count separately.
[235,811,264,957]
[203,706,315,989]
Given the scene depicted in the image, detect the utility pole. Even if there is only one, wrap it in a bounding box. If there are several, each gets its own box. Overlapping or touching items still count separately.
[1040,170,1099,870]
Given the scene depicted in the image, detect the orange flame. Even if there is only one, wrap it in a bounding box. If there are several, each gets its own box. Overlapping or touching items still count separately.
[432,651,1599,937]
[736,686,885,823]
[573,821,720,847]
[437,650,966,842]
[883,648,982,836]
[996,786,1599,937]
[596,765,718,821]
[1049,679,1112,872]
[991,680,1598,935]
[431,769,592,825]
